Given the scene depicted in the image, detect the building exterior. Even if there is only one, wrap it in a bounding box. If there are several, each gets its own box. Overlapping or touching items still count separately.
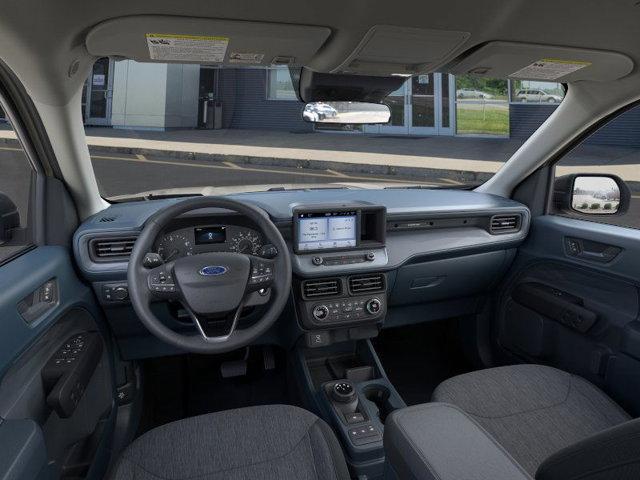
[24,58,640,148]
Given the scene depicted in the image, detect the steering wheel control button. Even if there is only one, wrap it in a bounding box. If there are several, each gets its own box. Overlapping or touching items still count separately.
[249,259,275,287]
[366,298,382,315]
[331,381,357,403]
[148,269,177,294]
[312,305,330,321]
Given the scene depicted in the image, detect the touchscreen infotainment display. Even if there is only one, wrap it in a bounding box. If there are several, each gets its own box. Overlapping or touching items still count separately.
[297,211,357,251]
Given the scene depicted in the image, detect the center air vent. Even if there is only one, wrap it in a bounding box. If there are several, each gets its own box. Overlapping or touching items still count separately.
[349,274,385,294]
[302,278,341,299]
[489,214,521,234]
[90,236,137,262]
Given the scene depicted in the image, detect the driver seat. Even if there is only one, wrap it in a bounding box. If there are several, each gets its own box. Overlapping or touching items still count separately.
[111,404,351,480]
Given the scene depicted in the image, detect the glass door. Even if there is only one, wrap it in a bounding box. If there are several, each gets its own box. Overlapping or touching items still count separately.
[366,74,456,136]
[84,58,114,126]
[373,82,409,134]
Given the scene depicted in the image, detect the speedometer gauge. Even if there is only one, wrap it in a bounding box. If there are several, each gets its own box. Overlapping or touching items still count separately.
[229,231,261,254]
[157,232,193,261]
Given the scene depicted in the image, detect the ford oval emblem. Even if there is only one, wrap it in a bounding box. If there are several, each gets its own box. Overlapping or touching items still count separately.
[199,265,228,276]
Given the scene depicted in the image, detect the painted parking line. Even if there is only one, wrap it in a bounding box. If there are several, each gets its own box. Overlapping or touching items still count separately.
[90,154,438,185]
[222,161,243,169]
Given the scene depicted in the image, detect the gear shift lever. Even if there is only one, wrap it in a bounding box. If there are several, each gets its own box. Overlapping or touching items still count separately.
[331,381,357,404]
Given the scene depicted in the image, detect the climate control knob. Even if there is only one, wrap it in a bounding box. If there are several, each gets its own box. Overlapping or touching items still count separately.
[366,298,382,315]
[312,305,330,321]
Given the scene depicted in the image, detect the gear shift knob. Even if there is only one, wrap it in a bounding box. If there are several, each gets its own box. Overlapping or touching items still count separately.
[331,381,356,403]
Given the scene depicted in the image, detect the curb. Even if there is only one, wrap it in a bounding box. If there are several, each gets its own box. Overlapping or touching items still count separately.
[87,144,495,184]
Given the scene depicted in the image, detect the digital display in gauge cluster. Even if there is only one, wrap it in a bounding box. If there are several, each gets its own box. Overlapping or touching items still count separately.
[194,226,226,244]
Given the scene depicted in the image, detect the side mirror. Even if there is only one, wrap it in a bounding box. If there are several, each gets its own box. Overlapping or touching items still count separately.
[0,192,20,244]
[302,102,391,124]
[554,174,630,216]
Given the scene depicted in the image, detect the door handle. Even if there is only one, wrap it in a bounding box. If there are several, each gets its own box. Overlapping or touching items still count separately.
[565,237,622,263]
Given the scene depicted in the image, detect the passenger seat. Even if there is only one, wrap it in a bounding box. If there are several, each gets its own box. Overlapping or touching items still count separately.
[384,365,639,480]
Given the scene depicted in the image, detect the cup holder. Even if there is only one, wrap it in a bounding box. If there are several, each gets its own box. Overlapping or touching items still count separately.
[363,384,396,424]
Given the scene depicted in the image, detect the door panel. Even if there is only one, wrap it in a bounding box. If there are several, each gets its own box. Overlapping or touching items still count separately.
[497,215,640,414]
[0,246,114,480]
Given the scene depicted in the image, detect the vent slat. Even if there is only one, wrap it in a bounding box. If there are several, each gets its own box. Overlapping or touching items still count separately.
[91,236,138,260]
[490,214,521,235]
[302,279,341,299]
[349,274,385,294]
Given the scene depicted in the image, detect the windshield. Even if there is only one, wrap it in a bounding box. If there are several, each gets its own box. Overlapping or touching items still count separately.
[77,60,566,199]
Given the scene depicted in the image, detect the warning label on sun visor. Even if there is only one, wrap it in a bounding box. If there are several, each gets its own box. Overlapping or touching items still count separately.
[511,59,591,80]
[146,34,229,62]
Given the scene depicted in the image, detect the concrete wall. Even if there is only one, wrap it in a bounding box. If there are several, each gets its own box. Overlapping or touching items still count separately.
[111,61,199,129]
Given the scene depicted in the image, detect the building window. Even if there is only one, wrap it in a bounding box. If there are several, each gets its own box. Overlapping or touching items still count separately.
[266,67,297,101]
[509,80,565,104]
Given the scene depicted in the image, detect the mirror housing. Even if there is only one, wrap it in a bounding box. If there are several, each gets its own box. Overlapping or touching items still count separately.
[553,174,631,216]
[0,192,20,244]
[302,102,391,124]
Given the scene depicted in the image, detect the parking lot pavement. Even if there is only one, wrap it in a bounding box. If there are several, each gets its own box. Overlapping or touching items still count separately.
[2,144,638,228]
[89,151,447,198]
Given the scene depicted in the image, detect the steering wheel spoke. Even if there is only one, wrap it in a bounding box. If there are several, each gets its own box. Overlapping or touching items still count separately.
[185,299,245,343]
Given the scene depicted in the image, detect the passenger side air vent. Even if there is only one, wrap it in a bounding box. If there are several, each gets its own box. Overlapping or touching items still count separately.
[349,274,385,294]
[302,278,341,299]
[489,214,521,234]
[89,236,137,262]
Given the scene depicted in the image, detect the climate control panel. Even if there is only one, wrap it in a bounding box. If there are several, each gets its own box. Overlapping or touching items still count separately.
[296,273,387,329]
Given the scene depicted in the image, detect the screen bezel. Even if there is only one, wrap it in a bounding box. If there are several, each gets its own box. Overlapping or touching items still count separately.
[293,207,363,254]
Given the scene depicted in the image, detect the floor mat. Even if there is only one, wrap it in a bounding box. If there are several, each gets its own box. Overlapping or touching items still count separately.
[137,346,295,436]
[372,320,473,406]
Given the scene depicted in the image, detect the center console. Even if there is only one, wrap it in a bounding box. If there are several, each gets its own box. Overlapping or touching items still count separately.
[292,204,389,347]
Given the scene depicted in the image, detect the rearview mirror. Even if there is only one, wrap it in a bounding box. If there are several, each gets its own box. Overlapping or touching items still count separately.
[0,192,20,244]
[571,176,621,215]
[302,102,390,124]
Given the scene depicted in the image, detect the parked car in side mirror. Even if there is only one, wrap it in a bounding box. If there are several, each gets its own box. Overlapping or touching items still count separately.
[0,192,20,244]
[302,101,391,124]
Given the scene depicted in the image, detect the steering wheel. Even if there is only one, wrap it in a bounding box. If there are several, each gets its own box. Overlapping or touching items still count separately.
[127,197,292,354]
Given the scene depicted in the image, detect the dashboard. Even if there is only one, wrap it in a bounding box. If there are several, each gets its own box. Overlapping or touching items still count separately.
[73,189,531,358]
[154,224,264,261]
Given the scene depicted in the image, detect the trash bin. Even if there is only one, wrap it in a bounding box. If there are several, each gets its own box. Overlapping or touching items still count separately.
[199,99,222,129]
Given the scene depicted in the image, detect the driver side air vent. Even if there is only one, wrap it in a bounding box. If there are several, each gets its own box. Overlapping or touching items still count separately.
[89,236,137,262]
[489,214,521,234]
[349,274,385,294]
[302,278,341,299]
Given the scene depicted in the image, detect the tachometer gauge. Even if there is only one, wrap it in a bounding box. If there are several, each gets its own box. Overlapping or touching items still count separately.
[229,231,262,254]
[157,232,193,261]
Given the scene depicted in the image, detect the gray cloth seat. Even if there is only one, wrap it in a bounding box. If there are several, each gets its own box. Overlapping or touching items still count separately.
[431,364,630,476]
[111,404,350,480]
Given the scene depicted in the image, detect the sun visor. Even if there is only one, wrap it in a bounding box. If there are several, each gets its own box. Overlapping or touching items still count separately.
[85,16,331,67]
[296,68,406,103]
[449,42,634,82]
[333,25,470,76]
